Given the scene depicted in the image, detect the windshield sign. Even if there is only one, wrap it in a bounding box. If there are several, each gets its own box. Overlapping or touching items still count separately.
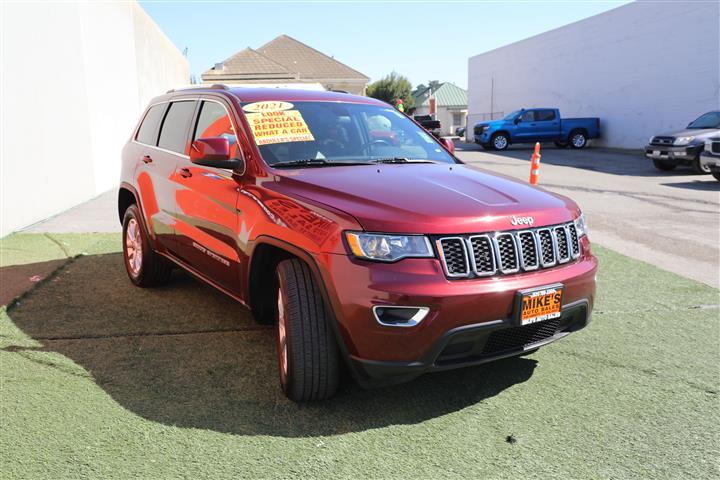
[241,101,456,167]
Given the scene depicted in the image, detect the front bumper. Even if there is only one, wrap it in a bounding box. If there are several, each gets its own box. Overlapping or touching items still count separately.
[645,144,701,164]
[319,238,597,385]
[352,299,590,387]
[474,130,491,144]
[700,151,720,172]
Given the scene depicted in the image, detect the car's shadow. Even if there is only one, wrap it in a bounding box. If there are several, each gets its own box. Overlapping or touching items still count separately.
[4,253,537,437]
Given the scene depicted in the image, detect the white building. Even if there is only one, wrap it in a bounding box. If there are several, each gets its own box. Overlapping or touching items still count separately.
[466,1,720,148]
[1,1,189,236]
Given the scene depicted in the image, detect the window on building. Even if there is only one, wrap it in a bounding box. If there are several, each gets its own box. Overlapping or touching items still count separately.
[452,112,464,126]
[135,104,166,145]
[158,101,196,154]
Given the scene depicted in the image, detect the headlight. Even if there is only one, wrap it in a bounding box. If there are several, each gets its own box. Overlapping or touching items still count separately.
[673,136,694,146]
[574,213,588,237]
[345,232,433,262]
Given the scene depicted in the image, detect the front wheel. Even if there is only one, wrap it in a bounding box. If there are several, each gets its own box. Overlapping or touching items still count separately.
[691,156,711,174]
[569,131,588,149]
[491,133,509,151]
[276,258,340,402]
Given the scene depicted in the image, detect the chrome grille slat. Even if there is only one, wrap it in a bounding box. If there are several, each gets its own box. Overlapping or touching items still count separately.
[436,221,581,279]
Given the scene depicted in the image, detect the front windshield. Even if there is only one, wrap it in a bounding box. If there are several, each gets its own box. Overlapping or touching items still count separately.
[241,101,456,166]
[503,110,521,120]
[688,111,720,129]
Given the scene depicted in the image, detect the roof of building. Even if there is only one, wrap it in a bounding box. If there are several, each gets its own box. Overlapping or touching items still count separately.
[413,82,468,108]
[202,35,369,82]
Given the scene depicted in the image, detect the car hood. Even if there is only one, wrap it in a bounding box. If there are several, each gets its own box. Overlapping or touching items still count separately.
[477,120,505,129]
[656,128,719,138]
[270,164,580,234]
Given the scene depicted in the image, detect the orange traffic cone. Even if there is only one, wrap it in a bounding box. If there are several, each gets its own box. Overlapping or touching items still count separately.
[529,142,541,185]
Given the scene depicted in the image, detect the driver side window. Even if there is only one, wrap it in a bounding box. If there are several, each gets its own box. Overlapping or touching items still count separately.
[520,111,535,122]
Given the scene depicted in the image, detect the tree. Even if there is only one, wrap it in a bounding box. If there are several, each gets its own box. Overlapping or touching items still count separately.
[366,72,415,110]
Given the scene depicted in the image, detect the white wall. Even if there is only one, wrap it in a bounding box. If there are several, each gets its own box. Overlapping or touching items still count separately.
[0,1,188,236]
[467,1,720,148]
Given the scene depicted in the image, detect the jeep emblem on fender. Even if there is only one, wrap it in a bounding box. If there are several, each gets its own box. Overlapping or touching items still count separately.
[511,215,534,226]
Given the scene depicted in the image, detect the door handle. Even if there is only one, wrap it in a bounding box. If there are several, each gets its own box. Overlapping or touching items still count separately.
[179,167,192,178]
[142,155,153,164]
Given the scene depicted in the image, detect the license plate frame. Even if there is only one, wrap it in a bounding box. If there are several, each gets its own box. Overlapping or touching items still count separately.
[514,283,564,326]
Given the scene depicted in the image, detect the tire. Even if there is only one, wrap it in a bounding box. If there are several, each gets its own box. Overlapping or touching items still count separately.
[568,130,587,149]
[712,171,720,182]
[276,258,339,402]
[652,159,677,171]
[554,141,568,149]
[122,204,172,287]
[691,155,711,174]
[491,133,509,151]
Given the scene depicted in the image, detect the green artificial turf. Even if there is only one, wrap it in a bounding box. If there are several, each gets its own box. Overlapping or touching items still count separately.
[1,234,718,479]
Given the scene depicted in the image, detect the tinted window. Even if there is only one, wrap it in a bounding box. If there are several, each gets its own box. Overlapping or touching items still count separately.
[520,110,534,122]
[135,104,166,145]
[193,101,240,157]
[536,109,556,121]
[688,111,720,129]
[158,101,196,154]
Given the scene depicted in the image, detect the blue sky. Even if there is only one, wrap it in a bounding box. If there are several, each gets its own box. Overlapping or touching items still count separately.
[140,1,632,89]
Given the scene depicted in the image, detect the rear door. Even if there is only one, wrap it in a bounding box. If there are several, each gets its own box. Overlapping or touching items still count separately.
[171,98,242,294]
[533,109,560,141]
[132,102,178,252]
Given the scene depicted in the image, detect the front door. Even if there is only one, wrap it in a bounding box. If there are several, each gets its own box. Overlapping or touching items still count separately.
[513,110,538,142]
[172,99,242,294]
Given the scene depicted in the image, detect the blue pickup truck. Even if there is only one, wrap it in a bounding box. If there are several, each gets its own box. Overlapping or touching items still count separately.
[474,108,600,150]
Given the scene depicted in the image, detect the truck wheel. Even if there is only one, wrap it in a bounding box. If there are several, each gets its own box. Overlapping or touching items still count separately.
[122,204,172,287]
[569,131,587,149]
[652,159,676,171]
[491,133,509,151]
[554,141,568,149]
[691,156,711,174]
[276,258,339,402]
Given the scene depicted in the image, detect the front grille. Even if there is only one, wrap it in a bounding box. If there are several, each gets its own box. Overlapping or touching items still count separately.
[651,136,675,146]
[481,318,561,356]
[474,125,487,135]
[437,221,581,279]
[438,237,469,276]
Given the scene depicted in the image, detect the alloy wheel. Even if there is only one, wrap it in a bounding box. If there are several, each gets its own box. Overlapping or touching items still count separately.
[494,135,508,150]
[572,133,586,148]
[125,218,143,275]
[277,286,289,383]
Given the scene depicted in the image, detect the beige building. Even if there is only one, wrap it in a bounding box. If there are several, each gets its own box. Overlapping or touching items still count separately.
[202,35,369,95]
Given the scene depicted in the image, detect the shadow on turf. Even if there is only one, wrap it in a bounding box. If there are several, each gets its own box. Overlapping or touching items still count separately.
[6,253,537,437]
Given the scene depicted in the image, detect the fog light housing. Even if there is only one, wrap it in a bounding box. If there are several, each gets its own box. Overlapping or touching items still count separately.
[372,306,430,327]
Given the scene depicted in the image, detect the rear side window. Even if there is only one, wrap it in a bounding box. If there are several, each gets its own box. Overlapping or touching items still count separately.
[135,104,166,145]
[158,101,196,154]
[536,110,556,121]
[194,101,240,157]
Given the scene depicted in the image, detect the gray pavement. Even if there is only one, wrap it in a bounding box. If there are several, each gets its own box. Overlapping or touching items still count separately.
[22,145,720,288]
[455,143,720,288]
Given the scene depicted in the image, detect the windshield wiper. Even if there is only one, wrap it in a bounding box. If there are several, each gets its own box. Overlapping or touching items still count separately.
[271,159,372,168]
[371,157,437,164]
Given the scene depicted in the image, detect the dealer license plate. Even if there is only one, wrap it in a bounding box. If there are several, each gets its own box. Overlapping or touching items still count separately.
[653,150,661,156]
[519,286,563,326]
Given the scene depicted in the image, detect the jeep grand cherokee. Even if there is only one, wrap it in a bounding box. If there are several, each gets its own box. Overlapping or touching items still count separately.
[119,86,597,401]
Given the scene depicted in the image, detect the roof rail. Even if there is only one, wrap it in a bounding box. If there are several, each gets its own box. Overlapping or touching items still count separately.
[166,83,230,94]
[330,89,349,94]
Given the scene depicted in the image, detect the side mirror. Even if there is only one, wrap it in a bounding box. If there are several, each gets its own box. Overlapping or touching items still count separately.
[439,137,455,154]
[190,137,243,170]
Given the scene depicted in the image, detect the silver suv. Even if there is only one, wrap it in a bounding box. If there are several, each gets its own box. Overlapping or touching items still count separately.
[645,111,720,174]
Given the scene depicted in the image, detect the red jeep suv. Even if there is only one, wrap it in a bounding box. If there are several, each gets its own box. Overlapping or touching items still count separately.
[119,86,597,401]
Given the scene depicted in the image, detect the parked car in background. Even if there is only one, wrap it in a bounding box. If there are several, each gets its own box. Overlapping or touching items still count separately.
[119,86,596,401]
[700,136,720,181]
[455,126,466,137]
[413,114,441,137]
[473,108,600,151]
[645,111,720,174]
